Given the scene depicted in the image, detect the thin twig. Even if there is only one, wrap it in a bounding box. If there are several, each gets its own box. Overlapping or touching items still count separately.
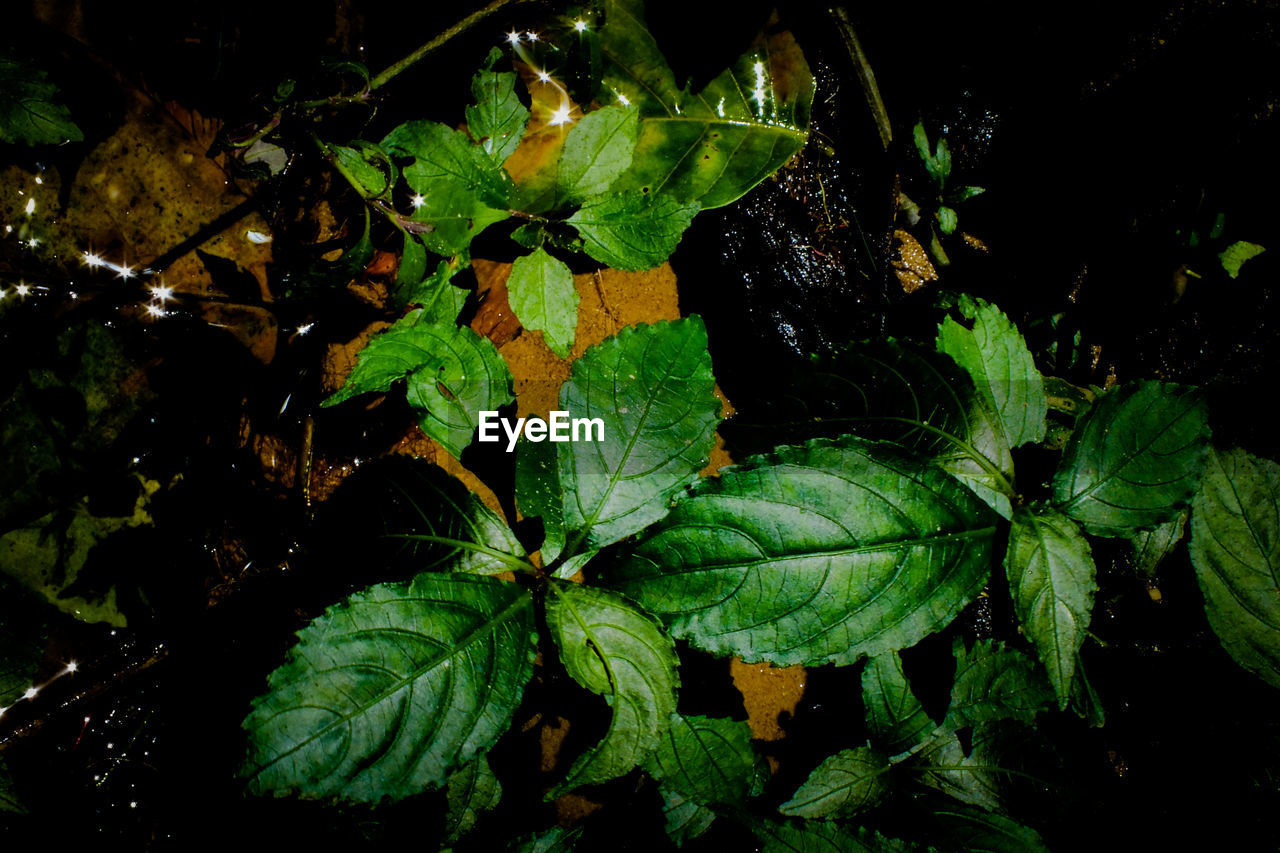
[829,6,893,151]
[369,0,533,91]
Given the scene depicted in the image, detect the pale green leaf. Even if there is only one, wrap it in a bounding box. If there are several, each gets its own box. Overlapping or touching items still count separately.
[862,651,934,756]
[0,52,82,145]
[567,191,699,271]
[1005,505,1097,708]
[1219,241,1266,279]
[645,713,763,805]
[601,0,813,208]
[508,248,579,357]
[558,317,720,551]
[443,754,502,843]
[242,574,536,802]
[612,435,998,667]
[945,640,1053,729]
[660,787,716,846]
[546,582,679,795]
[1189,447,1280,687]
[465,67,529,164]
[936,294,1047,448]
[322,319,514,459]
[1129,509,1187,577]
[557,105,639,202]
[779,747,890,819]
[1052,380,1209,536]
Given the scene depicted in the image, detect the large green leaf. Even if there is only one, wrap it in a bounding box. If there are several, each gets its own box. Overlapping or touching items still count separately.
[913,729,1002,812]
[546,582,679,795]
[314,457,525,576]
[779,747,891,819]
[322,319,514,459]
[443,754,503,843]
[383,120,512,207]
[1052,381,1209,536]
[612,435,998,666]
[557,317,720,552]
[862,652,935,756]
[728,342,1014,518]
[1004,505,1097,708]
[557,104,639,202]
[465,64,529,164]
[242,574,536,802]
[508,248,579,357]
[600,0,813,208]
[931,806,1050,853]
[567,191,699,271]
[936,295,1047,448]
[660,787,717,846]
[0,52,82,145]
[515,437,566,564]
[645,713,764,805]
[1219,240,1266,279]
[944,640,1053,729]
[1189,447,1280,687]
[751,819,915,853]
[406,179,510,256]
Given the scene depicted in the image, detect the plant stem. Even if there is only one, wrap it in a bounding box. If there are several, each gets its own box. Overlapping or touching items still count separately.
[369,0,530,91]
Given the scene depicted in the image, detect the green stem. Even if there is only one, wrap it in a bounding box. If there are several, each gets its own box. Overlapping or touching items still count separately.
[369,0,530,91]
[384,533,536,574]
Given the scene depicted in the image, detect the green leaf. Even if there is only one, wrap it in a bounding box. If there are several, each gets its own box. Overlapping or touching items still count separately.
[914,123,946,186]
[465,66,529,164]
[407,179,511,256]
[945,639,1053,729]
[862,652,935,756]
[383,121,512,207]
[752,819,915,853]
[566,191,699,271]
[557,105,639,202]
[553,550,598,581]
[515,437,566,563]
[601,0,813,208]
[322,319,514,459]
[403,252,471,324]
[1219,240,1266,279]
[511,826,583,853]
[936,294,1048,448]
[913,729,1002,812]
[314,457,525,576]
[1052,381,1210,536]
[612,435,998,667]
[645,713,764,805]
[0,581,48,709]
[1129,509,1187,577]
[1189,447,1280,688]
[558,317,721,551]
[937,205,958,235]
[779,747,890,819]
[660,787,716,847]
[0,757,23,814]
[242,574,536,802]
[328,141,394,199]
[546,582,679,795]
[508,248,579,357]
[932,806,1050,853]
[443,755,503,843]
[1004,505,1097,708]
[0,52,83,145]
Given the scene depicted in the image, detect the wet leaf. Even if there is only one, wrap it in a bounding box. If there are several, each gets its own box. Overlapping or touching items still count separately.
[645,713,764,805]
[936,294,1047,448]
[322,318,514,459]
[613,436,998,667]
[566,190,699,271]
[862,651,935,756]
[1004,505,1097,708]
[546,582,679,795]
[1189,447,1280,688]
[600,0,813,208]
[407,179,510,256]
[383,120,512,207]
[779,747,890,819]
[465,65,530,164]
[443,754,503,843]
[944,639,1053,729]
[0,52,82,145]
[557,104,639,202]
[508,248,579,357]
[557,317,720,551]
[1052,381,1209,536]
[242,574,536,802]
